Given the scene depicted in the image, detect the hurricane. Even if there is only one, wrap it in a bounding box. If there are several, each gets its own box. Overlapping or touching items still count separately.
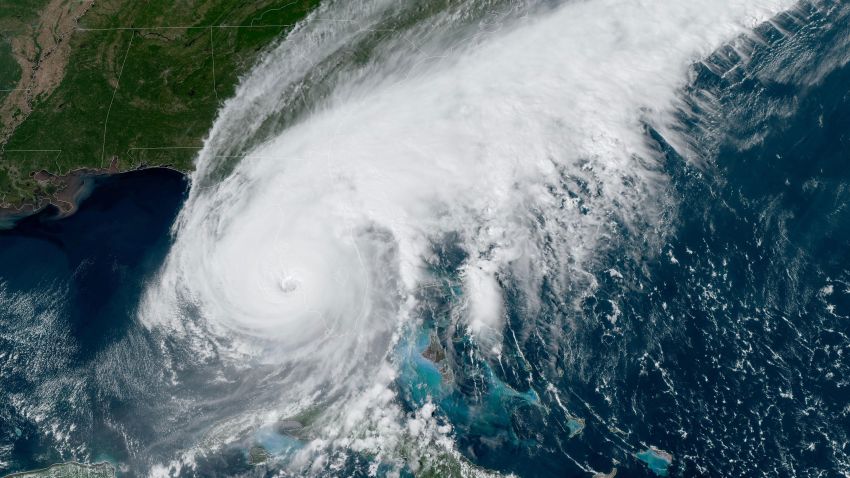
[3,0,850,476]
[140,0,795,473]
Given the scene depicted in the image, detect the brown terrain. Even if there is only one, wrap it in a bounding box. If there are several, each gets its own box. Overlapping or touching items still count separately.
[0,0,94,143]
[0,0,104,218]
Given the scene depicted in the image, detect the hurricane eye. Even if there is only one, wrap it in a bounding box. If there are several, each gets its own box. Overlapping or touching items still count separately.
[279,275,301,294]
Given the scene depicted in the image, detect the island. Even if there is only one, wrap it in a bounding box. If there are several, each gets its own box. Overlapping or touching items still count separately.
[2,462,114,478]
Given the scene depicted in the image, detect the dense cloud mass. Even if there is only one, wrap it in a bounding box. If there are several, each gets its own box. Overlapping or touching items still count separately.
[138,0,796,472]
[7,0,849,476]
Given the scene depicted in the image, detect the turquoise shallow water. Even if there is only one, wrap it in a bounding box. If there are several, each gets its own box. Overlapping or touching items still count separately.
[1,2,850,477]
[394,3,850,475]
[636,450,672,477]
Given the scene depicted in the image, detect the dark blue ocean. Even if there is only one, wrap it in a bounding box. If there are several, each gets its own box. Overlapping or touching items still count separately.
[1,2,850,477]
[398,5,850,476]
[0,169,188,474]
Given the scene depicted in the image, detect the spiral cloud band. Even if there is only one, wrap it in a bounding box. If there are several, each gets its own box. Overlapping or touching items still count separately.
[137,0,797,471]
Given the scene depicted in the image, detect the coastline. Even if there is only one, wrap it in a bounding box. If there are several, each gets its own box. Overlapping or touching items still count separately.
[0,165,189,476]
[1,461,114,478]
[0,163,189,229]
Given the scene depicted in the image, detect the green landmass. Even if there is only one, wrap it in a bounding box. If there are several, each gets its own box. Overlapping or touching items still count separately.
[0,39,22,99]
[0,0,47,117]
[0,0,319,208]
[2,462,114,478]
[248,445,271,465]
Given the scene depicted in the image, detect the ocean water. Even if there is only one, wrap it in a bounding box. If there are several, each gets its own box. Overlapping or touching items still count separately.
[0,170,188,473]
[1,1,850,477]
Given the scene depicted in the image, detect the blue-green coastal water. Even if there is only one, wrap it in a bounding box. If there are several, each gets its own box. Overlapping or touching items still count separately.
[2,1,850,477]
